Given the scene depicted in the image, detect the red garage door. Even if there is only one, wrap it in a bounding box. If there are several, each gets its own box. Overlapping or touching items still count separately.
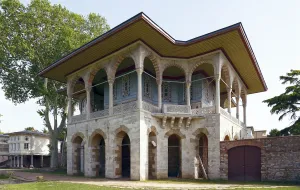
[228,146,261,181]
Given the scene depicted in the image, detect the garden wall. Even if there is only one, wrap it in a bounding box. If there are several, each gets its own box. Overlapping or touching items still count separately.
[220,136,300,182]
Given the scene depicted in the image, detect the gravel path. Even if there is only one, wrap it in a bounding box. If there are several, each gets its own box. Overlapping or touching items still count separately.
[0,169,296,189]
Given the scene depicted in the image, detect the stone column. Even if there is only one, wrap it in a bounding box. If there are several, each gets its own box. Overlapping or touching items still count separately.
[20,155,23,168]
[157,80,162,110]
[41,155,43,168]
[9,156,12,168]
[17,156,19,168]
[236,96,240,119]
[108,79,114,115]
[186,81,191,107]
[30,154,33,168]
[136,68,143,109]
[67,85,73,123]
[243,101,247,125]
[227,87,232,114]
[215,76,221,114]
[85,84,92,120]
[13,156,15,167]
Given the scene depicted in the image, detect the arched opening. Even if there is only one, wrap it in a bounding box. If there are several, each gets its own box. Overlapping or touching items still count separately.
[168,134,181,178]
[191,63,215,108]
[91,69,108,113]
[114,57,136,105]
[143,57,158,105]
[71,77,86,116]
[148,131,157,179]
[224,135,230,141]
[90,133,105,177]
[198,133,208,178]
[220,65,232,110]
[122,134,130,177]
[72,136,84,175]
[162,66,185,105]
[115,131,131,178]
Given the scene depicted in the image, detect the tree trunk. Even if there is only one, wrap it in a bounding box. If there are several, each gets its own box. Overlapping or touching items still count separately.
[50,133,59,168]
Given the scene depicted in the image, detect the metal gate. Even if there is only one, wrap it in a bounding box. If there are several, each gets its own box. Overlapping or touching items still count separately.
[228,146,261,181]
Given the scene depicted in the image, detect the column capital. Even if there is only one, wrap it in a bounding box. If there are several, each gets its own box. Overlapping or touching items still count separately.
[108,78,115,85]
[136,67,144,75]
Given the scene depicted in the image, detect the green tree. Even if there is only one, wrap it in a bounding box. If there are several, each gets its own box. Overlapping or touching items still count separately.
[42,128,48,134]
[0,0,109,168]
[268,129,280,137]
[263,70,300,136]
[25,127,35,131]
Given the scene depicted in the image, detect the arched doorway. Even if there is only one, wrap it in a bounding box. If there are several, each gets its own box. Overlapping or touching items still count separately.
[198,133,208,178]
[148,131,157,179]
[122,134,130,177]
[90,133,105,177]
[168,134,181,178]
[228,146,261,181]
[72,136,84,175]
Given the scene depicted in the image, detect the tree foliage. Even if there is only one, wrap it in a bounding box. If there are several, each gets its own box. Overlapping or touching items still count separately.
[0,0,109,167]
[25,127,35,131]
[263,70,300,135]
[268,128,280,137]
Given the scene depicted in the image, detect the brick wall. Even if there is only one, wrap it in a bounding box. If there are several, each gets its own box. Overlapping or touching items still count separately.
[220,136,300,182]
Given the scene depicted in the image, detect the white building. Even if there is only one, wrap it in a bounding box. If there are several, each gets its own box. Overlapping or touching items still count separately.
[8,131,51,168]
[39,13,267,180]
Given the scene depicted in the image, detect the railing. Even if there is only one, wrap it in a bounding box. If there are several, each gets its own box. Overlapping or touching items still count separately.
[113,101,138,115]
[90,109,109,119]
[191,106,215,115]
[71,114,86,123]
[163,104,191,114]
[220,107,246,128]
[142,101,161,113]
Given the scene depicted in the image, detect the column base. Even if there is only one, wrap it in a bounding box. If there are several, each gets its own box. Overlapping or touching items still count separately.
[30,165,34,168]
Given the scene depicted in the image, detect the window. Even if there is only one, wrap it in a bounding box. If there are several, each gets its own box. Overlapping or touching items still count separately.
[13,144,16,150]
[17,136,19,141]
[122,75,130,97]
[144,75,152,99]
[25,136,29,141]
[17,143,20,150]
[24,143,29,150]
[162,82,171,102]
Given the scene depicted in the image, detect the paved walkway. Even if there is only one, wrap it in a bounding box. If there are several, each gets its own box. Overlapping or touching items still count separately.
[0,169,297,189]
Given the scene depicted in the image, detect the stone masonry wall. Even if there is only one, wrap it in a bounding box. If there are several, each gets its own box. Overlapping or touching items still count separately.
[220,136,300,182]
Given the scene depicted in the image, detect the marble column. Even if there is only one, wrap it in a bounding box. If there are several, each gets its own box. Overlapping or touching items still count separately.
[41,155,44,168]
[20,155,23,168]
[30,154,33,168]
[215,76,221,114]
[16,156,19,168]
[136,68,143,109]
[157,80,162,110]
[186,81,191,107]
[67,92,72,123]
[236,96,240,119]
[108,79,114,115]
[227,87,232,114]
[243,102,247,125]
[85,84,92,120]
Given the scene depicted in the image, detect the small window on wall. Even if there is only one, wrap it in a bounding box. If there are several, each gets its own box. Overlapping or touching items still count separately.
[144,75,152,99]
[122,75,130,97]
[25,136,29,141]
[17,143,20,150]
[24,143,29,150]
[162,82,171,102]
[17,137,19,141]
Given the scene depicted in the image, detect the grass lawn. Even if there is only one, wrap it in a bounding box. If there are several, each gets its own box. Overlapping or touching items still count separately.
[19,168,68,176]
[0,181,299,190]
[1,182,130,190]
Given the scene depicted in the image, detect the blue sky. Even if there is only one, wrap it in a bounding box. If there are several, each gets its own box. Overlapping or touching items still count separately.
[1,0,300,132]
